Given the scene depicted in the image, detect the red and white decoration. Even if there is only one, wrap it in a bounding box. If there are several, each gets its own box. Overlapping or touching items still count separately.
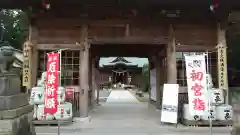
[44,52,60,114]
[41,0,51,9]
[185,55,207,116]
[210,0,220,11]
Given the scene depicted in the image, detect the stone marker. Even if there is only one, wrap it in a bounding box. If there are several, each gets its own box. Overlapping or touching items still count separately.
[0,41,36,135]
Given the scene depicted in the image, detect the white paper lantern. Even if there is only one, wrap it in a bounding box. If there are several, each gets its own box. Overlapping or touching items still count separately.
[36,104,54,121]
[216,104,233,121]
[54,102,73,120]
[183,104,201,121]
[29,87,45,105]
[210,88,224,105]
[201,106,216,120]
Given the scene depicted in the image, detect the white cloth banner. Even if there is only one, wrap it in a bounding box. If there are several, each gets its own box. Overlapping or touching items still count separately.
[185,55,208,116]
[161,84,179,124]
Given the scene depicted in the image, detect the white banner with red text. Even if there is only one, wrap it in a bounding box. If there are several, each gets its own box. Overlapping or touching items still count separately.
[185,55,208,116]
[44,52,60,114]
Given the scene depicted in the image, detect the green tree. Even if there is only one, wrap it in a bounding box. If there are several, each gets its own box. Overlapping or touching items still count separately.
[0,9,28,49]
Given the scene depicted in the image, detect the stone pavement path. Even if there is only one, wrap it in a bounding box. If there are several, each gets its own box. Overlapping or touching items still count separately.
[36,131,230,135]
[106,89,139,103]
[36,89,232,135]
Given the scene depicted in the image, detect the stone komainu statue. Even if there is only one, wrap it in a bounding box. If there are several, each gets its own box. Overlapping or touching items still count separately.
[0,41,17,73]
[37,71,61,86]
[37,72,46,87]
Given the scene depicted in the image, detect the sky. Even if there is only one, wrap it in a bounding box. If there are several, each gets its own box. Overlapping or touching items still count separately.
[99,57,148,67]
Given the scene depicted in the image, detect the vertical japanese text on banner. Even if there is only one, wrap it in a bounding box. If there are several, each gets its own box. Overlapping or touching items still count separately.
[44,52,59,114]
[185,55,207,116]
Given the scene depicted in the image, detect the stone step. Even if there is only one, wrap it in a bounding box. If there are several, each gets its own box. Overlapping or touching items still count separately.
[0,105,33,119]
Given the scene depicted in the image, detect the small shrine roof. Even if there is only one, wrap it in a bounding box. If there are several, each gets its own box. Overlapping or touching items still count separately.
[109,57,131,64]
[99,57,148,68]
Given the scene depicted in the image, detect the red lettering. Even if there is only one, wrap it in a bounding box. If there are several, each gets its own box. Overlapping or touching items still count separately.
[190,70,203,81]
[191,83,203,96]
[192,98,205,111]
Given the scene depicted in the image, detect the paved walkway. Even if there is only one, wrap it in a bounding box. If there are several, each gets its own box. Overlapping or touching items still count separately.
[36,89,232,135]
[106,89,139,103]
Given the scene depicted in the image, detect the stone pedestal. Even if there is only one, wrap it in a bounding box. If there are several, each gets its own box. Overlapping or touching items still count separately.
[0,73,36,135]
[0,94,29,110]
[231,103,240,135]
[0,74,21,96]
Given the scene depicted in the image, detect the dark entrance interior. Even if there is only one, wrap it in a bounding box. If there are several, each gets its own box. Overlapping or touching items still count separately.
[115,73,123,83]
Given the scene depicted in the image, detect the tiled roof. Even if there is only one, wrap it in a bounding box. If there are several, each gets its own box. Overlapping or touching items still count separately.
[99,57,148,68]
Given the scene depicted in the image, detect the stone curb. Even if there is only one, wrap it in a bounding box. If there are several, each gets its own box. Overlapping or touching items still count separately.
[36,126,232,133]
[0,104,33,119]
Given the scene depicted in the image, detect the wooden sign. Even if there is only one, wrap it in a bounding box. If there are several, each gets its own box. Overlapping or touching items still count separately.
[65,87,75,100]
[161,84,179,124]
[217,43,228,91]
[22,41,32,87]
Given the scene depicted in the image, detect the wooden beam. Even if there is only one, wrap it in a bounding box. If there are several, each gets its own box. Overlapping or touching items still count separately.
[175,45,216,52]
[89,37,168,45]
[36,44,80,50]
[36,18,129,28]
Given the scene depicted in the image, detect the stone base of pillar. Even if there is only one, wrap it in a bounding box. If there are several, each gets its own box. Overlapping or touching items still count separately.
[231,127,240,135]
[0,105,36,135]
[75,116,91,123]
[155,101,161,109]
[0,73,36,135]
[89,102,98,110]
[232,103,240,135]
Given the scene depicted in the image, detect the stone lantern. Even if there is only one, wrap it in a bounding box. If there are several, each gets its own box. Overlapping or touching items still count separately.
[0,41,36,135]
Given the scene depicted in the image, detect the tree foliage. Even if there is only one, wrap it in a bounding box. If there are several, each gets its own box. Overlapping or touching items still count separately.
[0,9,28,49]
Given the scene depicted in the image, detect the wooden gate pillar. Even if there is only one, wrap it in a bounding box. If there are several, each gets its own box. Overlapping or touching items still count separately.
[148,56,154,102]
[155,55,161,109]
[95,57,100,105]
[88,49,93,108]
[167,24,177,84]
[91,57,96,107]
[155,50,166,109]
[79,25,90,119]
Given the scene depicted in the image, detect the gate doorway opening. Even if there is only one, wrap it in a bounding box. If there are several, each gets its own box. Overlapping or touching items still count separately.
[82,41,168,130]
[89,43,167,116]
[98,56,149,90]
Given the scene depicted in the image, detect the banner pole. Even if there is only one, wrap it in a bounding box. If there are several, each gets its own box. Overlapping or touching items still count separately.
[206,51,212,135]
[57,49,62,135]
